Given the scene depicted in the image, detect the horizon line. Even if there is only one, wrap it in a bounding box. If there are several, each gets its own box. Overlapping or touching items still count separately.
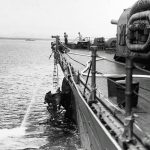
[0,36,52,41]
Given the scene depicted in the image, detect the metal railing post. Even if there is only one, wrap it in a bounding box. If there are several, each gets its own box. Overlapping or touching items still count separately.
[123,56,134,142]
[90,46,97,102]
[125,56,133,116]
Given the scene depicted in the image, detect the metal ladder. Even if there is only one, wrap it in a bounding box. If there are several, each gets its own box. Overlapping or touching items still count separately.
[53,59,59,90]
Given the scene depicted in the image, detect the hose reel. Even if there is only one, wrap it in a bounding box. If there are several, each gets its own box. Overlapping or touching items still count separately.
[126,0,150,53]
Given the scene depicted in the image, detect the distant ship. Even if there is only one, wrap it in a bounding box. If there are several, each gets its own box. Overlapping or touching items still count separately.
[25,38,35,41]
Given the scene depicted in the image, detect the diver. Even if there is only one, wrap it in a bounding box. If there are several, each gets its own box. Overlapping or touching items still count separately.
[44,88,61,123]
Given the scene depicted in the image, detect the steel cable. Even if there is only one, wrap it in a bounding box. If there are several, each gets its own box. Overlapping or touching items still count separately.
[66,53,86,67]
[66,51,150,144]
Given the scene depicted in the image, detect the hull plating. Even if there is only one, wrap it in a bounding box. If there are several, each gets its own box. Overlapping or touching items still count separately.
[67,78,122,150]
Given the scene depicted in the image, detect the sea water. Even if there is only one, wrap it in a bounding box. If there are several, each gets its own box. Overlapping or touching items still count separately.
[0,39,80,150]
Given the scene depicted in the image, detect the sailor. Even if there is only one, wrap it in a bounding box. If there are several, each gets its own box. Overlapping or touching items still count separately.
[78,32,82,41]
[51,42,56,51]
[64,32,68,45]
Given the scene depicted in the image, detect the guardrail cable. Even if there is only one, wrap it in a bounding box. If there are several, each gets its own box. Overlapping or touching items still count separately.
[68,51,125,66]
[58,44,150,110]
[97,70,150,105]
[81,60,150,105]
[66,53,86,67]
[134,63,150,74]
[140,86,150,92]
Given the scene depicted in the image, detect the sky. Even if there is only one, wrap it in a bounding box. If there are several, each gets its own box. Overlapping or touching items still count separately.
[0,0,138,39]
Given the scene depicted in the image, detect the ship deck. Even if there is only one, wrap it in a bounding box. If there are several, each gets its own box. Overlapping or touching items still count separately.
[63,49,150,139]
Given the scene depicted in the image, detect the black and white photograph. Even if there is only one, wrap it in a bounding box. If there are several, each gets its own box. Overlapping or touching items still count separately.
[0,0,150,150]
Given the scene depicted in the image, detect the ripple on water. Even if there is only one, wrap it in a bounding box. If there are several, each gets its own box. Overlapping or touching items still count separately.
[0,40,80,150]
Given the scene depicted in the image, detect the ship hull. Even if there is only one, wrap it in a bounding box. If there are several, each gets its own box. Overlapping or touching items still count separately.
[65,76,122,150]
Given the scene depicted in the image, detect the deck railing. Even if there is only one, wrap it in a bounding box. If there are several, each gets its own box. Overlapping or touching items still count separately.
[51,35,150,149]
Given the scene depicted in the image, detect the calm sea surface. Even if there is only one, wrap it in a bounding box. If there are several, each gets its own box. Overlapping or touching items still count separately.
[0,39,80,150]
